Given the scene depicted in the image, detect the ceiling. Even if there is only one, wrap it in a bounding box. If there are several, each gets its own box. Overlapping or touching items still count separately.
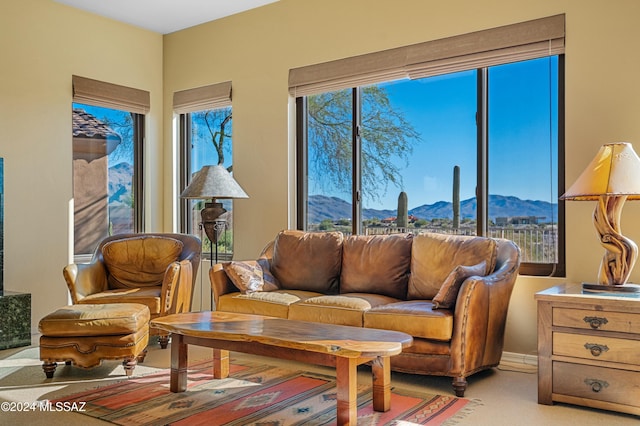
[54,0,280,34]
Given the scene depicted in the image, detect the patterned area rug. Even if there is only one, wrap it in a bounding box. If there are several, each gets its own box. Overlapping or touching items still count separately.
[53,358,478,425]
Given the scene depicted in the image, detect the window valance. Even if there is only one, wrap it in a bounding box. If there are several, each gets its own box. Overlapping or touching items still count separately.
[173,81,232,113]
[289,14,565,96]
[72,75,150,114]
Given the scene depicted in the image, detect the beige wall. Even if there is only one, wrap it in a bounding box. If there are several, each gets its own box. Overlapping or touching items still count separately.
[3,0,640,356]
[0,0,163,328]
[163,0,640,355]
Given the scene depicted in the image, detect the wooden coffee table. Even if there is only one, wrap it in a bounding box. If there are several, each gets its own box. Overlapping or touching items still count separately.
[151,311,413,425]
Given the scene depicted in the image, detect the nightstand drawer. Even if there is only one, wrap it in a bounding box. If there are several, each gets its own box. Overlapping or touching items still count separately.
[553,362,640,407]
[553,332,640,364]
[553,307,640,333]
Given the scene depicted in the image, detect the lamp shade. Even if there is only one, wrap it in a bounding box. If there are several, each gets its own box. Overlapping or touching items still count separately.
[560,142,640,201]
[180,165,248,200]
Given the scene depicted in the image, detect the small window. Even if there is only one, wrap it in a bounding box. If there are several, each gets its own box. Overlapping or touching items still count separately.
[71,104,143,257]
[180,106,235,259]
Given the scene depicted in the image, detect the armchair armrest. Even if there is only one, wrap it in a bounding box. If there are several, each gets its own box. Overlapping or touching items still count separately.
[63,261,108,303]
[161,259,194,315]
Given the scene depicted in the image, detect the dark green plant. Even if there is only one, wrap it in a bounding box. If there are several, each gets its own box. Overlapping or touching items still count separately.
[318,219,335,230]
[397,191,408,228]
[453,165,460,229]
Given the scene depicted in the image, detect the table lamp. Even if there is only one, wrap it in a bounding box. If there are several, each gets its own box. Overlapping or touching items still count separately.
[560,142,640,292]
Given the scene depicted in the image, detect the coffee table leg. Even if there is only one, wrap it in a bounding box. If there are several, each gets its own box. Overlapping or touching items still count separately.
[371,356,391,412]
[170,333,188,392]
[213,349,230,379]
[336,357,358,425]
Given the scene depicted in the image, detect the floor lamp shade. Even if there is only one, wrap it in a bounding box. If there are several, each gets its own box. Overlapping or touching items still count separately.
[180,165,249,200]
[561,142,640,291]
[180,165,249,244]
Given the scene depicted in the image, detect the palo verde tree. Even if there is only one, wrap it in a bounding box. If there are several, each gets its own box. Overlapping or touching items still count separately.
[307,86,421,203]
[191,107,233,169]
[189,107,234,253]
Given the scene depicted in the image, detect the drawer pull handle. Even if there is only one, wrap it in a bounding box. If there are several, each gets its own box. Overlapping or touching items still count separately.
[583,316,608,329]
[584,343,609,357]
[584,378,609,393]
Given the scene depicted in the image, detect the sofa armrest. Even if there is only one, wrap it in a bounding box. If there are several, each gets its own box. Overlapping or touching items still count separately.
[209,262,239,308]
[63,261,108,303]
[449,239,520,374]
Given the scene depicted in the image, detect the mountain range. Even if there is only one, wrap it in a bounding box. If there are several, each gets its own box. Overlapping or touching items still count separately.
[108,163,558,224]
[308,194,558,223]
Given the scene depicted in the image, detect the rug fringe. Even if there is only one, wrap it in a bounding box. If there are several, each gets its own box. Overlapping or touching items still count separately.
[442,398,483,425]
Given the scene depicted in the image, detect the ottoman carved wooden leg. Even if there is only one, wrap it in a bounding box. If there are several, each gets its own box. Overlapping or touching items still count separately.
[42,361,57,379]
[38,303,150,378]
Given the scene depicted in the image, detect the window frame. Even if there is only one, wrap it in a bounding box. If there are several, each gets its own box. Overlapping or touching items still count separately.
[295,56,565,277]
[174,81,233,257]
[178,107,235,259]
[71,75,147,259]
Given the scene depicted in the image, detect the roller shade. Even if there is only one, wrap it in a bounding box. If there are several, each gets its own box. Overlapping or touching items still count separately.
[288,47,408,97]
[173,81,232,114]
[72,75,150,114]
[289,14,564,97]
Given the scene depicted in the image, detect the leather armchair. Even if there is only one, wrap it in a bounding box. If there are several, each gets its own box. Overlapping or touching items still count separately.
[63,233,201,348]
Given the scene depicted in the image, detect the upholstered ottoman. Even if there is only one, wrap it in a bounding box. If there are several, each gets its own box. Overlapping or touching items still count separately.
[39,303,150,378]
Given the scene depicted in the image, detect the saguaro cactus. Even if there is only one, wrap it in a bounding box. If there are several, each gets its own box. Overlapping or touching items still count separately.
[397,191,408,228]
[453,165,460,230]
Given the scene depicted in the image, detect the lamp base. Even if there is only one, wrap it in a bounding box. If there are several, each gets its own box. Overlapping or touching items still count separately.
[582,282,640,293]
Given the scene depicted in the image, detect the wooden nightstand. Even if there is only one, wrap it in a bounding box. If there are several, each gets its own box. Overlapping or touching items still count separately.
[535,284,640,415]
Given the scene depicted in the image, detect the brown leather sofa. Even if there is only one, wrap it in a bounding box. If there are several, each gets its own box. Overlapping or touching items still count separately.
[210,230,520,396]
[63,233,201,348]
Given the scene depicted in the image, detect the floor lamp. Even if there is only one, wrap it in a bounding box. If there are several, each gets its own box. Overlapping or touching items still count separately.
[180,165,249,307]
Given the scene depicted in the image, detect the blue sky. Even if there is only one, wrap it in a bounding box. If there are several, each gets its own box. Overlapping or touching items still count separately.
[354,56,559,210]
[74,55,558,213]
[72,103,133,167]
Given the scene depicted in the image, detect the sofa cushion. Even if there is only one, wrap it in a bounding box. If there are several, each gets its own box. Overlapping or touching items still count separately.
[432,261,487,309]
[407,233,496,300]
[218,290,322,318]
[76,287,162,315]
[222,261,264,294]
[256,241,280,291]
[102,236,183,289]
[288,293,399,327]
[364,301,454,341]
[340,234,413,300]
[272,230,343,294]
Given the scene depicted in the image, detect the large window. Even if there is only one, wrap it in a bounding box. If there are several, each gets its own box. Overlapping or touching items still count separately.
[293,16,565,276]
[71,76,147,258]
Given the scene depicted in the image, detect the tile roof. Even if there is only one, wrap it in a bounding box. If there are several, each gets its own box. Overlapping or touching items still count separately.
[72,108,121,141]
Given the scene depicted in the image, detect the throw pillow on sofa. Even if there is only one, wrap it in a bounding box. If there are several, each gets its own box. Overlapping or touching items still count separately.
[408,233,497,299]
[271,230,344,293]
[432,261,487,309]
[222,261,265,294]
[340,233,413,300]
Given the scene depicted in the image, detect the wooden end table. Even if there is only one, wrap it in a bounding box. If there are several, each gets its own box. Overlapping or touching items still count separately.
[536,283,640,415]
